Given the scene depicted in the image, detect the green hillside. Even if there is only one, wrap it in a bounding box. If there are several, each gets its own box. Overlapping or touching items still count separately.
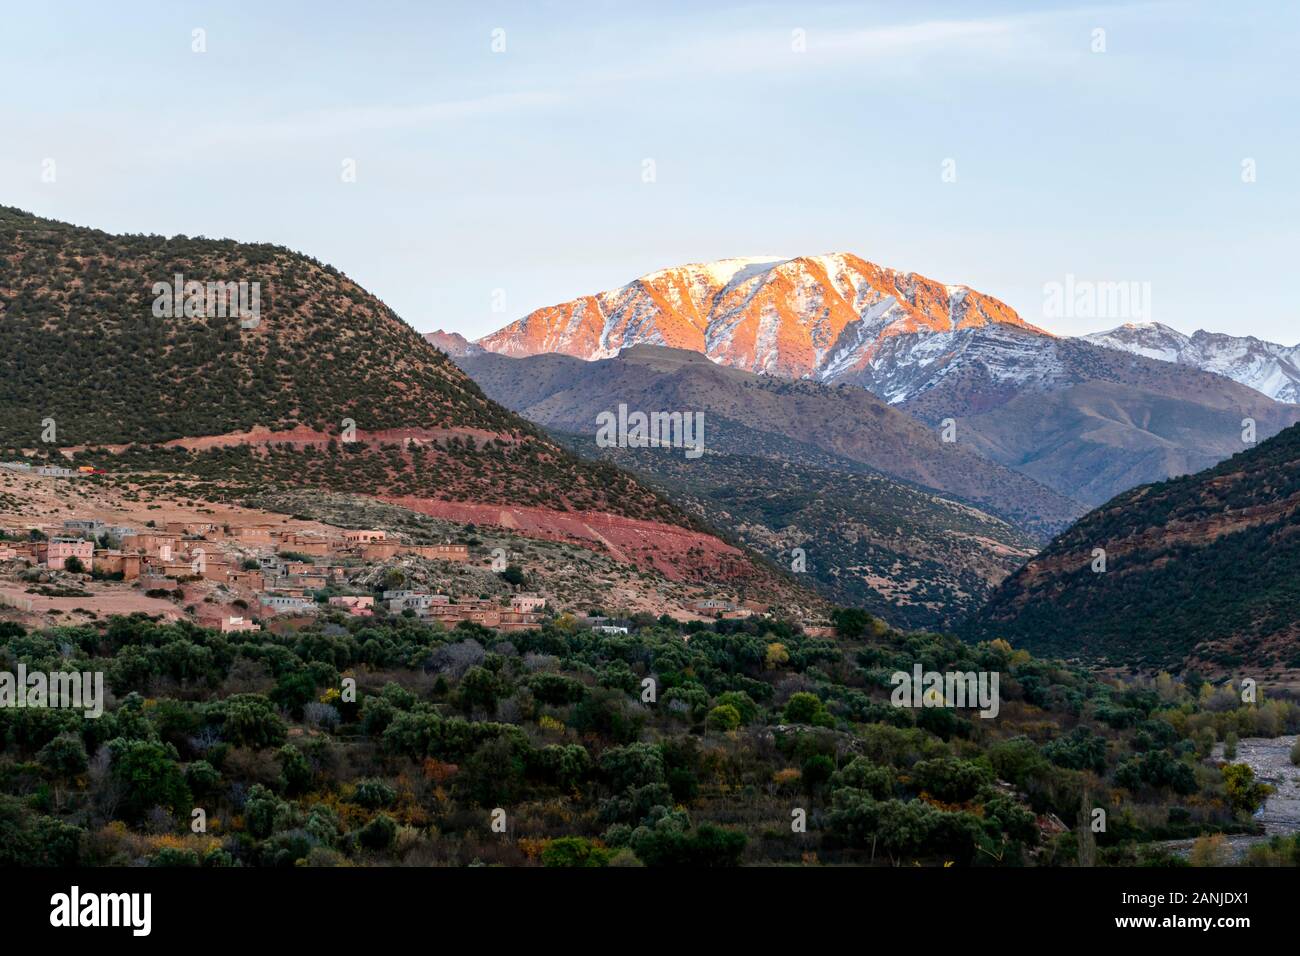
[968,424,1300,672]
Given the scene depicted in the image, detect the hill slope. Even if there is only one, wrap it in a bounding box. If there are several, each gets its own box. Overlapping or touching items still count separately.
[967,423,1300,672]
[0,206,804,595]
[549,430,1038,629]
[457,345,1084,536]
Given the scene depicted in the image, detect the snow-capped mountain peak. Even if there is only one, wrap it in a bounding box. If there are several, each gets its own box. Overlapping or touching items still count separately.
[476,252,1046,400]
[1082,324,1300,403]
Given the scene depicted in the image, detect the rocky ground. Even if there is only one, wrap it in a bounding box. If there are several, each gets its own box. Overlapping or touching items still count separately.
[1161,735,1300,863]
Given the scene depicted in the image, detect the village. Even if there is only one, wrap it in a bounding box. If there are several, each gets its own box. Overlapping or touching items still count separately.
[0,465,764,636]
[0,511,559,634]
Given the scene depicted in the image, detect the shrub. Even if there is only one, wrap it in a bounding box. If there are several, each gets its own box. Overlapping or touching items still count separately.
[541,836,612,867]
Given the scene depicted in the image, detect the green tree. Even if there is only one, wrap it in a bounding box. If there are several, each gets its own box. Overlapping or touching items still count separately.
[109,739,191,818]
[705,704,741,733]
[37,733,88,778]
[541,836,612,867]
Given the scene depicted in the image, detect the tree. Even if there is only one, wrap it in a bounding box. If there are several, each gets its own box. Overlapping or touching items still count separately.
[278,745,313,795]
[352,778,397,809]
[358,813,397,850]
[214,694,287,749]
[1222,763,1271,816]
[458,665,501,713]
[630,823,745,867]
[541,836,612,867]
[714,690,757,725]
[109,739,191,818]
[600,743,665,792]
[784,692,830,726]
[910,757,993,803]
[705,704,741,733]
[801,754,835,791]
[37,733,88,778]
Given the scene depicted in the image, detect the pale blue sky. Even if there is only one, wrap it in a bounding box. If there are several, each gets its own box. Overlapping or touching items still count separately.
[2,0,1297,343]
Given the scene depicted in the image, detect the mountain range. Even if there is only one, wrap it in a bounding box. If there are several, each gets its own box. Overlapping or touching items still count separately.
[1082,322,1300,404]
[457,345,1082,535]
[470,255,1300,507]
[457,345,1058,627]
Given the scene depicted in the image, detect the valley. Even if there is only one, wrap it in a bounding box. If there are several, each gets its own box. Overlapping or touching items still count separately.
[1,206,1298,876]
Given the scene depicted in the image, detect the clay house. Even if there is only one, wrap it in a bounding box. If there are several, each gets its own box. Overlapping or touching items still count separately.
[219,615,261,633]
[278,535,331,557]
[121,532,178,558]
[691,598,737,614]
[0,545,19,561]
[344,530,386,545]
[92,550,124,576]
[388,591,439,613]
[259,594,317,614]
[5,541,38,562]
[360,541,401,561]
[153,558,201,580]
[510,593,547,613]
[38,537,94,571]
[328,595,375,617]
[165,521,216,538]
[228,569,265,591]
[496,610,544,632]
[201,560,233,583]
[409,543,470,563]
[234,527,275,546]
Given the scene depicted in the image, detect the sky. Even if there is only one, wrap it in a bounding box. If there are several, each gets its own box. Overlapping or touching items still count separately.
[2,0,1298,343]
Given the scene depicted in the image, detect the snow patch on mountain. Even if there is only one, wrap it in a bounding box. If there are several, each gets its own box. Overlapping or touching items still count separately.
[1083,323,1300,403]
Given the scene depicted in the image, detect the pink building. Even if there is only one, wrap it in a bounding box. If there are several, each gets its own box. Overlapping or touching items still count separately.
[510,594,547,613]
[344,530,386,544]
[39,537,94,571]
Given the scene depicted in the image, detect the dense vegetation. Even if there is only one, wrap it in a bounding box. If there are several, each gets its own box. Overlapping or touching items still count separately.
[0,208,517,443]
[2,609,1294,867]
[969,423,1300,672]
